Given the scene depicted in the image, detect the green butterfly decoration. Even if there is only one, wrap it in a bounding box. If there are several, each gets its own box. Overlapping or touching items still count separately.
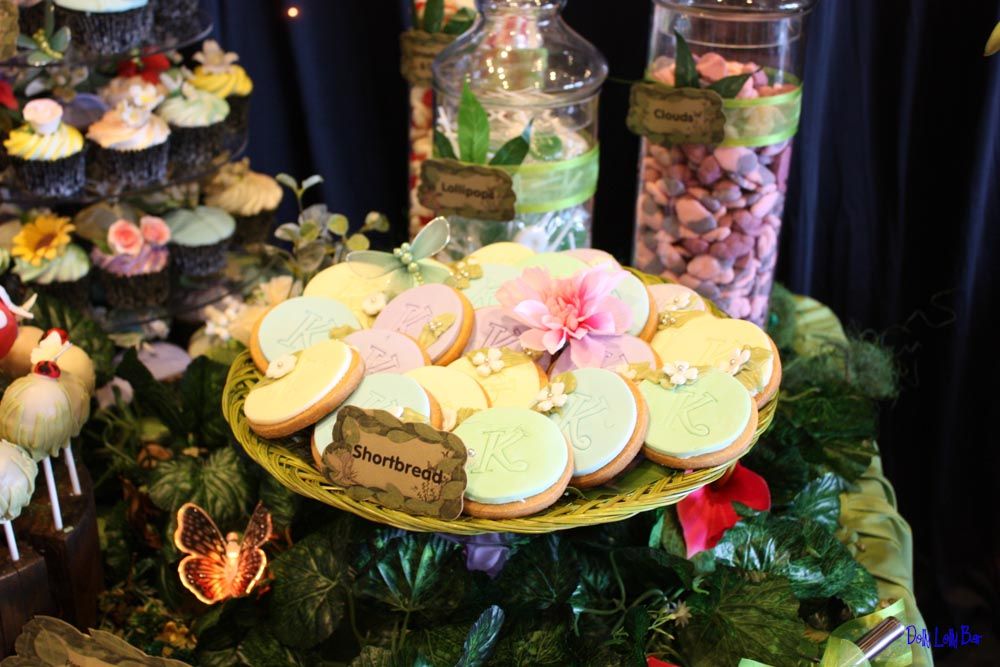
[347,216,452,296]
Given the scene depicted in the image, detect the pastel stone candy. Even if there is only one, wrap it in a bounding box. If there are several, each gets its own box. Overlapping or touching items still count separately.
[635,51,795,326]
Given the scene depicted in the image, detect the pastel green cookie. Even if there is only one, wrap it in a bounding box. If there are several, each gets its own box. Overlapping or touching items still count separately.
[640,368,751,458]
[549,368,638,476]
[461,263,521,309]
[455,407,568,504]
[516,252,588,278]
[255,296,360,365]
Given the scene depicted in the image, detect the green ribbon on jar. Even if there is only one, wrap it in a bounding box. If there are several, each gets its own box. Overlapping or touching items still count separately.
[493,144,600,215]
[720,72,803,148]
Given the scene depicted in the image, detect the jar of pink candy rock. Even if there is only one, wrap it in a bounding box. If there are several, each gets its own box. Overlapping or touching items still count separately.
[631,0,815,325]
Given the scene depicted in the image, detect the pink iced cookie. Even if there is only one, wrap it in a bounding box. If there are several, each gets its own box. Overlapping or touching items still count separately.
[464,306,551,366]
[548,334,661,376]
[344,329,429,375]
[648,283,707,313]
[372,284,473,365]
[562,248,620,268]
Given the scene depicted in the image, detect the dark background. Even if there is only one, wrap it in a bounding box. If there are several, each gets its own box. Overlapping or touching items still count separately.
[203,0,1000,661]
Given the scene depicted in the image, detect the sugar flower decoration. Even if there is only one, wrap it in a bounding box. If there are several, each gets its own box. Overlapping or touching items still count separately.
[472,348,504,377]
[677,463,771,557]
[496,267,632,368]
[663,361,698,387]
[204,296,246,343]
[119,102,152,129]
[126,82,163,110]
[614,363,638,381]
[663,291,691,311]
[11,213,75,266]
[265,354,296,379]
[719,347,751,376]
[361,292,387,317]
[533,382,567,414]
[139,215,171,247]
[29,330,68,365]
[194,40,240,74]
[22,99,63,135]
[107,219,144,256]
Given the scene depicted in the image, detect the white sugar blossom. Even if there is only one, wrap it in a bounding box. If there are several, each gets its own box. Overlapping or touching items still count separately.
[663,361,698,386]
[361,292,387,317]
[614,363,637,381]
[194,40,240,74]
[664,292,691,311]
[474,348,505,377]
[719,347,752,376]
[204,296,246,343]
[265,354,297,379]
[533,381,568,414]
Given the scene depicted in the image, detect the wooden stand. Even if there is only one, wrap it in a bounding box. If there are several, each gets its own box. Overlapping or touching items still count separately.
[13,459,103,631]
[0,546,57,658]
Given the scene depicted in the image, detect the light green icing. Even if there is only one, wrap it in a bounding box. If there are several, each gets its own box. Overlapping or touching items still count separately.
[0,375,75,461]
[454,407,568,504]
[257,296,360,363]
[165,206,235,246]
[313,373,431,455]
[639,368,751,459]
[157,89,229,128]
[612,270,650,337]
[54,0,148,12]
[516,252,588,278]
[461,264,520,309]
[0,440,37,521]
[548,368,637,476]
[13,244,90,285]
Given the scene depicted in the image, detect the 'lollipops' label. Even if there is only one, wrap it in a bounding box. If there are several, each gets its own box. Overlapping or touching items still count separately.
[418,159,517,221]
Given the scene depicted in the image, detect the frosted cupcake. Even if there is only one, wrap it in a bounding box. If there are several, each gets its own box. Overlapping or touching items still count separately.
[189,40,253,142]
[91,217,171,309]
[203,159,281,245]
[11,212,92,304]
[4,99,85,197]
[164,206,234,276]
[87,83,170,189]
[53,0,153,55]
[157,83,229,171]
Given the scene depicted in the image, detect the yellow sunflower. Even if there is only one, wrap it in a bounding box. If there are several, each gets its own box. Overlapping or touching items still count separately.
[11,214,75,266]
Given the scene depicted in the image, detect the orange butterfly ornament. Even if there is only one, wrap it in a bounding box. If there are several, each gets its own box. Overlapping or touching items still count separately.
[173,502,273,605]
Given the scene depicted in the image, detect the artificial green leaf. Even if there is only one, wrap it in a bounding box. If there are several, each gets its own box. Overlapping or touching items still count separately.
[276,173,299,192]
[433,129,457,160]
[259,475,300,532]
[32,293,116,386]
[569,551,617,623]
[489,122,532,167]
[495,535,579,612]
[531,133,563,160]
[346,233,370,251]
[148,448,252,525]
[355,532,464,615]
[236,627,303,666]
[349,645,422,667]
[743,429,811,506]
[673,31,699,89]
[679,568,811,667]
[416,622,474,666]
[458,82,490,164]
[422,0,444,32]
[614,546,695,591]
[444,7,476,34]
[17,34,37,50]
[116,348,186,435]
[298,219,321,245]
[301,174,324,192]
[707,73,751,98]
[273,223,300,243]
[270,517,354,648]
[787,473,843,531]
[624,606,651,667]
[490,622,569,666]
[455,605,505,667]
[649,506,687,558]
[327,214,349,237]
[179,356,231,447]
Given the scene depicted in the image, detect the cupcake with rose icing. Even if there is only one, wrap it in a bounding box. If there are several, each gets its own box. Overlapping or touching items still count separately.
[203,158,281,245]
[157,82,229,171]
[189,40,253,141]
[91,216,171,309]
[4,99,85,197]
[87,83,170,190]
[10,211,92,304]
[53,0,153,56]
[164,205,234,276]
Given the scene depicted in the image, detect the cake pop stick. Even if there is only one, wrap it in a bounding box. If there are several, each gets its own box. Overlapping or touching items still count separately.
[40,457,63,531]
[0,439,38,561]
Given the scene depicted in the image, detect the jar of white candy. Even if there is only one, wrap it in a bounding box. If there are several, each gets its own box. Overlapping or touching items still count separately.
[631,0,815,325]
[430,0,606,259]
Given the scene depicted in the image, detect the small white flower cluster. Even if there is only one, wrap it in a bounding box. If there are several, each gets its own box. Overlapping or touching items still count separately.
[473,348,504,377]
[265,354,297,380]
[362,292,387,317]
[663,361,698,386]
[718,347,751,375]
[204,296,246,343]
[533,382,567,414]
[663,291,691,312]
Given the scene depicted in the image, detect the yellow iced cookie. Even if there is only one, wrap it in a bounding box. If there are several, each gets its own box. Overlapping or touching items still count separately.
[303,262,391,327]
[448,349,546,409]
[468,242,536,266]
[404,365,491,413]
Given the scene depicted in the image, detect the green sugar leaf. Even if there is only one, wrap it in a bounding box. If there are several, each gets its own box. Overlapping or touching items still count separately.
[708,73,752,99]
[489,121,532,167]
[458,82,490,164]
[673,31,699,89]
[422,0,444,32]
[433,128,457,159]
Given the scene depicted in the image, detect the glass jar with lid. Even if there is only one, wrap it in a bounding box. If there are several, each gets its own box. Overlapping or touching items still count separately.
[431,0,607,259]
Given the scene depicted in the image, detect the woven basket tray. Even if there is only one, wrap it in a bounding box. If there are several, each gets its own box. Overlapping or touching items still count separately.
[222,271,778,535]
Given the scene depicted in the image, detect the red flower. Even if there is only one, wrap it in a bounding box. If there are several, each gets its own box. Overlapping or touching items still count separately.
[0,80,17,111]
[118,54,171,84]
[676,463,771,557]
[647,657,680,667]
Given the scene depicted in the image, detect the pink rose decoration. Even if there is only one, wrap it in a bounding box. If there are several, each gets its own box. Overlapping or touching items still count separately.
[108,219,143,256]
[140,216,171,246]
[497,266,633,367]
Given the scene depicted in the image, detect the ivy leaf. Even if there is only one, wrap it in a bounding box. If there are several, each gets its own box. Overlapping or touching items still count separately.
[787,473,843,531]
[649,506,687,558]
[569,551,616,623]
[707,73,751,99]
[116,348,185,435]
[270,517,354,649]
[346,233,370,251]
[236,627,303,666]
[458,82,490,164]
[433,129,458,160]
[680,568,812,667]
[147,448,252,525]
[614,546,695,591]
[180,356,231,447]
[355,532,465,615]
[32,294,116,386]
[259,475,300,533]
[489,122,532,167]
[673,31,699,89]
[422,0,444,32]
[454,605,505,667]
[495,535,579,612]
[444,7,476,35]
[490,622,569,666]
[623,606,650,667]
[349,646,423,667]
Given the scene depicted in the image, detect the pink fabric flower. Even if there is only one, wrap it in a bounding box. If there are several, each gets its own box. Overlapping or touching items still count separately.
[108,219,143,256]
[140,216,171,246]
[676,463,771,558]
[497,266,633,367]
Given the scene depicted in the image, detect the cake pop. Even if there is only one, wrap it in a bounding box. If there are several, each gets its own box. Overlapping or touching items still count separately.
[0,287,36,359]
[0,439,38,562]
[0,360,75,530]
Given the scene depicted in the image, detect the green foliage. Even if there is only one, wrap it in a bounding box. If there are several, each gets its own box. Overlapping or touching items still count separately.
[765,283,798,352]
[489,122,532,167]
[117,349,186,434]
[33,294,116,385]
[672,31,699,89]
[494,535,579,612]
[179,356,231,447]
[147,448,252,525]
[707,74,751,99]
[421,0,444,32]
[455,605,504,667]
[458,82,490,165]
[787,473,843,531]
[258,475,300,533]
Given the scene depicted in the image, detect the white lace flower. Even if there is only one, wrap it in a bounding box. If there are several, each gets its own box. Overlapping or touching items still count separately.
[266,354,297,379]
[474,348,505,377]
[663,361,698,386]
[361,292,387,317]
[719,347,752,376]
